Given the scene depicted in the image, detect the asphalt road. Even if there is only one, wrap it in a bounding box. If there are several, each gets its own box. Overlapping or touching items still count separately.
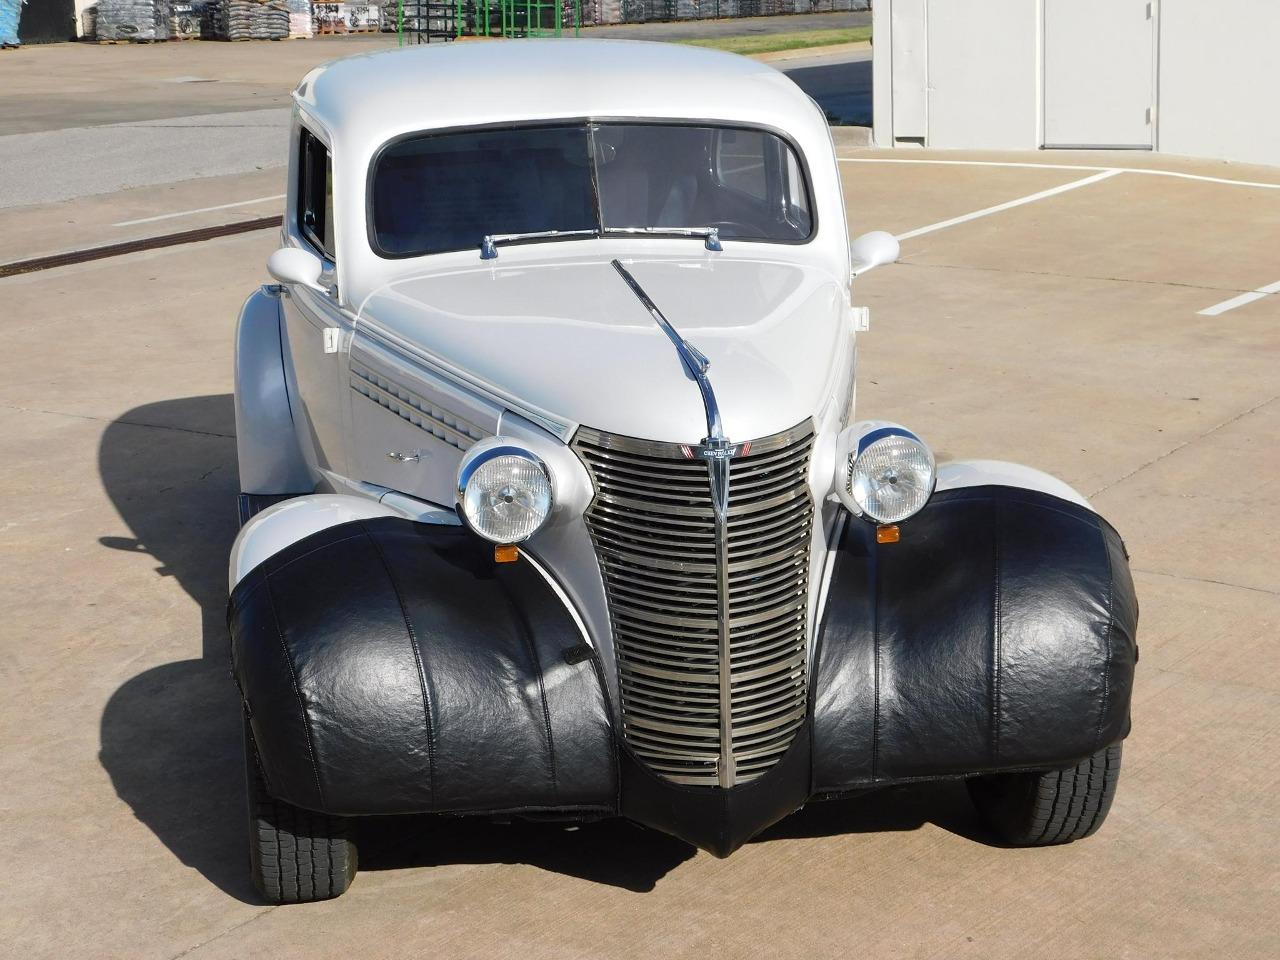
[782,47,871,124]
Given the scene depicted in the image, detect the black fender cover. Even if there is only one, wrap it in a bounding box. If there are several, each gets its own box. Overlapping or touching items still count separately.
[813,486,1138,791]
[228,518,617,817]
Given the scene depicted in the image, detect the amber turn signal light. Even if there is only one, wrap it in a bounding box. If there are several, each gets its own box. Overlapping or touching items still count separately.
[876,524,900,544]
[494,544,520,563]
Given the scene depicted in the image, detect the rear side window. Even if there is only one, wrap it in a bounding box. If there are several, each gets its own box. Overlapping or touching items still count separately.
[298,127,335,259]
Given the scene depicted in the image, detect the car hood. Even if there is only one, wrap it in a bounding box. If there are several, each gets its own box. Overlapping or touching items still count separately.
[359,255,849,444]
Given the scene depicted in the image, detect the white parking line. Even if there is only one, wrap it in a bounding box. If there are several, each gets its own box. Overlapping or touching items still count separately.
[894,170,1123,242]
[1198,280,1280,316]
[838,157,1280,191]
[112,194,286,228]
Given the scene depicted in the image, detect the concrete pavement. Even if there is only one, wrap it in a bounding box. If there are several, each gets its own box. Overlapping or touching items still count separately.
[1,39,1279,960]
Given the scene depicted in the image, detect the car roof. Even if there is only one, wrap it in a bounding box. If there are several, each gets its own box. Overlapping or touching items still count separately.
[294,39,818,148]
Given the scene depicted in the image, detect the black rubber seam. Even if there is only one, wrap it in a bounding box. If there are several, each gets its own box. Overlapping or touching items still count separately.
[499,575,559,796]
[1093,522,1117,754]
[585,654,622,808]
[991,498,1003,763]
[262,572,326,807]
[231,531,369,609]
[360,522,438,803]
[870,535,882,780]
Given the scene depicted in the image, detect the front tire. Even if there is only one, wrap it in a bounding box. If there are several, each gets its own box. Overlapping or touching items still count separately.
[967,744,1122,846]
[244,719,357,903]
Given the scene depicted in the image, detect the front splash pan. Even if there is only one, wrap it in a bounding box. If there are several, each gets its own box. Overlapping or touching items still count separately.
[618,725,812,858]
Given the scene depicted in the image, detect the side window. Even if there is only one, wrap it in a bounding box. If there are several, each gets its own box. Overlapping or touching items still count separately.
[298,127,335,260]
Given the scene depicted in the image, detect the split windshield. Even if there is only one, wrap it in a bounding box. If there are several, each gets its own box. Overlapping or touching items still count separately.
[370,122,813,257]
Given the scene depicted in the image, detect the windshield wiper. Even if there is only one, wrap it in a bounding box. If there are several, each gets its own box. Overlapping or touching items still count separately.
[603,226,723,252]
[479,229,599,260]
[479,225,724,260]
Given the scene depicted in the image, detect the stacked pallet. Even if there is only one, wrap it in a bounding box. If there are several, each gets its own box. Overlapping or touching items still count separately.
[313,3,380,33]
[96,0,170,40]
[285,0,310,36]
[169,0,201,37]
[206,0,289,39]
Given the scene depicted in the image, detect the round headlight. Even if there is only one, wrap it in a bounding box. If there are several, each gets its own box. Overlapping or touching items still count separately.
[457,445,554,544]
[844,428,935,523]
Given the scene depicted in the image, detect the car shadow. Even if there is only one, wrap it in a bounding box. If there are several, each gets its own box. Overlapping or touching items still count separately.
[756,780,990,847]
[95,395,695,903]
[97,394,995,904]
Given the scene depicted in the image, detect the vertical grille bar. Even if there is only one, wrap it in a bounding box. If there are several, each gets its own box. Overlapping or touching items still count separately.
[573,421,815,787]
[714,459,736,788]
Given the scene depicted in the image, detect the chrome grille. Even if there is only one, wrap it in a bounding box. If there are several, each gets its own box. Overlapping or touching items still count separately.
[573,422,815,787]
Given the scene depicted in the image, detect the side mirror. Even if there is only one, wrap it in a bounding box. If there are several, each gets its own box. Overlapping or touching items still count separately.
[849,231,900,279]
[267,247,328,295]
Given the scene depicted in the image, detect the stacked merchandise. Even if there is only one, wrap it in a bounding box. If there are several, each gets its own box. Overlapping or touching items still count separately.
[0,0,20,47]
[343,3,380,32]
[619,0,675,22]
[675,0,735,18]
[170,0,201,36]
[594,0,863,23]
[394,0,456,41]
[96,0,170,39]
[208,0,289,38]
[564,0,595,28]
[313,3,380,33]
[285,0,310,36]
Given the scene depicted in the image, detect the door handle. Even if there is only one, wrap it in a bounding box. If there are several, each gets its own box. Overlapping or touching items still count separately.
[386,451,421,463]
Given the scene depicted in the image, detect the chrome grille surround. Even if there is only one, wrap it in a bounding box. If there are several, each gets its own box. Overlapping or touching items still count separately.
[573,421,816,787]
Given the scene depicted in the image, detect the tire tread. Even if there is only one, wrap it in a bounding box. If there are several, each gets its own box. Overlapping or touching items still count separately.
[244,720,356,903]
[968,744,1122,846]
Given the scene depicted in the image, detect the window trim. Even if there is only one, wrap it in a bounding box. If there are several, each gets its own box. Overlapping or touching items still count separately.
[297,125,336,261]
[363,116,819,261]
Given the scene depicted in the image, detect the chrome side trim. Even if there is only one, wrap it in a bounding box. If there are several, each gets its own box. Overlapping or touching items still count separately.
[521,549,596,650]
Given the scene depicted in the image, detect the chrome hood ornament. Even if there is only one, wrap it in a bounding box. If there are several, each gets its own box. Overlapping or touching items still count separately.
[611,258,740,786]
[610,259,732,516]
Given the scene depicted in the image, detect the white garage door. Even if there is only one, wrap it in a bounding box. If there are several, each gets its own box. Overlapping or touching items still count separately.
[1044,0,1156,149]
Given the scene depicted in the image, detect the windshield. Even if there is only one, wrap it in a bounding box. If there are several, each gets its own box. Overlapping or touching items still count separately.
[370,122,813,258]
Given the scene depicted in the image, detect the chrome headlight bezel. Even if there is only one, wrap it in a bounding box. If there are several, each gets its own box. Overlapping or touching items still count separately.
[456,442,555,544]
[836,423,936,524]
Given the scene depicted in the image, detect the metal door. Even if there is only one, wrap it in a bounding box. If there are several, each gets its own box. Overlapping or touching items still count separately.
[1043,0,1155,149]
[891,0,928,142]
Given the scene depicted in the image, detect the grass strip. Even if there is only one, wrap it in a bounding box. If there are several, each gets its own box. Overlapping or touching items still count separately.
[678,26,870,56]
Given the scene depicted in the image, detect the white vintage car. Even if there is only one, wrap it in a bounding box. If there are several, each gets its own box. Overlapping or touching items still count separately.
[229,41,1137,903]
